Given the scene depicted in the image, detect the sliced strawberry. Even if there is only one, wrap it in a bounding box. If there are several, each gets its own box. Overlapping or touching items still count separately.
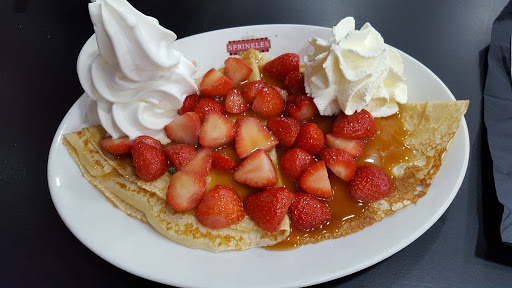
[166,170,207,211]
[199,68,234,97]
[349,165,392,202]
[279,148,315,180]
[178,93,199,115]
[290,193,331,231]
[299,160,332,199]
[242,80,269,104]
[211,151,237,172]
[195,185,244,229]
[233,149,277,188]
[325,134,364,158]
[293,122,325,155]
[163,144,196,169]
[251,86,285,119]
[193,98,225,122]
[199,110,236,148]
[242,187,294,233]
[331,109,377,140]
[224,57,253,85]
[180,147,212,178]
[283,71,306,95]
[266,117,300,147]
[224,89,249,114]
[164,112,200,145]
[285,95,318,122]
[262,53,300,79]
[134,135,162,149]
[99,136,134,155]
[319,148,356,181]
[235,117,279,158]
[132,141,168,182]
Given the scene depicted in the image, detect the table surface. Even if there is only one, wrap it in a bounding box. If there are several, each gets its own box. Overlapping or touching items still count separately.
[3,0,512,287]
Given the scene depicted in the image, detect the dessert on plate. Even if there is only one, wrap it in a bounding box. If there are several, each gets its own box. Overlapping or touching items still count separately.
[63,0,468,252]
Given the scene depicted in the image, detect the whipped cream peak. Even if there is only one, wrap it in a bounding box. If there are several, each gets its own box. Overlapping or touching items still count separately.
[89,0,180,82]
[304,17,407,118]
[79,0,198,142]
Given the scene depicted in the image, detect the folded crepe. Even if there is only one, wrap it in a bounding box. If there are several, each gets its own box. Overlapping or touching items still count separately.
[63,99,468,250]
[63,127,290,252]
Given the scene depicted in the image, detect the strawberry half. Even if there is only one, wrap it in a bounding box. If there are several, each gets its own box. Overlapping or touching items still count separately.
[195,185,244,229]
[180,147,212,178]
[193,98,225,122]
[224,57,253,85]
[199,68,234,97]
[178,93,199,115]
[299,160,332,199]
[325,134,364,158]
[283,71,306,95]
[99,136,134,155]
[262,53,300,79]
[199,110,236,149]
[242,80,269,104]
[279,147,315,180]
[319,148,356,181]
[225,89,249,114]
[234,117,279,158]
[349,165,392,202]
[211,151,238,172]
[293,122,325,155]
[243,187,294,233]
[164,112,200,145]
[132,141,168,182]
[331,109,377,140]
[266,117,300,147]
[251,86,285,119]
[166,170,207,211]
[285,95,318,122]
[233,149,277,188]
[163,144,196,169]
[290,193,331,231]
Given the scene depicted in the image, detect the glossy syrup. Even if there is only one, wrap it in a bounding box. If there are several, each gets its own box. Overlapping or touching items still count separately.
[268,112,415,250]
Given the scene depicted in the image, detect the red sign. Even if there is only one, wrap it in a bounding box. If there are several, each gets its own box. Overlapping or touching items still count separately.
[227,38,271,55]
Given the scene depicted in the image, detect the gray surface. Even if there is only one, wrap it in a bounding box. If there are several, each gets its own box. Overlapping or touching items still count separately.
[2,0,512,287]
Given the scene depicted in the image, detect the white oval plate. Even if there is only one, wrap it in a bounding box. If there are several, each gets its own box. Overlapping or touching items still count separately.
[48,25,469,288]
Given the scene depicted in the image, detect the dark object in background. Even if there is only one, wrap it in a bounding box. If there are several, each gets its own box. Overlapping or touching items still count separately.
[483,0,512,244]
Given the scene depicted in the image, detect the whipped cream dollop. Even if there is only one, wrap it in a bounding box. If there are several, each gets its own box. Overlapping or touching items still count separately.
[304,17,407,117]
[77,0,198,141]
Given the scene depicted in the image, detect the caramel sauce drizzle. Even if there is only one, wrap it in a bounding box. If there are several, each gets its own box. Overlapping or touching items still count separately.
[205,112,415,250]
[269,113,415,250]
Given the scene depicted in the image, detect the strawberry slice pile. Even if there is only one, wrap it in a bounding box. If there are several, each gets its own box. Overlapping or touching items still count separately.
[96,51,393,236]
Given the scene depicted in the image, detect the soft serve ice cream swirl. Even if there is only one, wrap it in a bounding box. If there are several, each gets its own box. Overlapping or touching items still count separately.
[77,0,198,142]
[304,17,407,117]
